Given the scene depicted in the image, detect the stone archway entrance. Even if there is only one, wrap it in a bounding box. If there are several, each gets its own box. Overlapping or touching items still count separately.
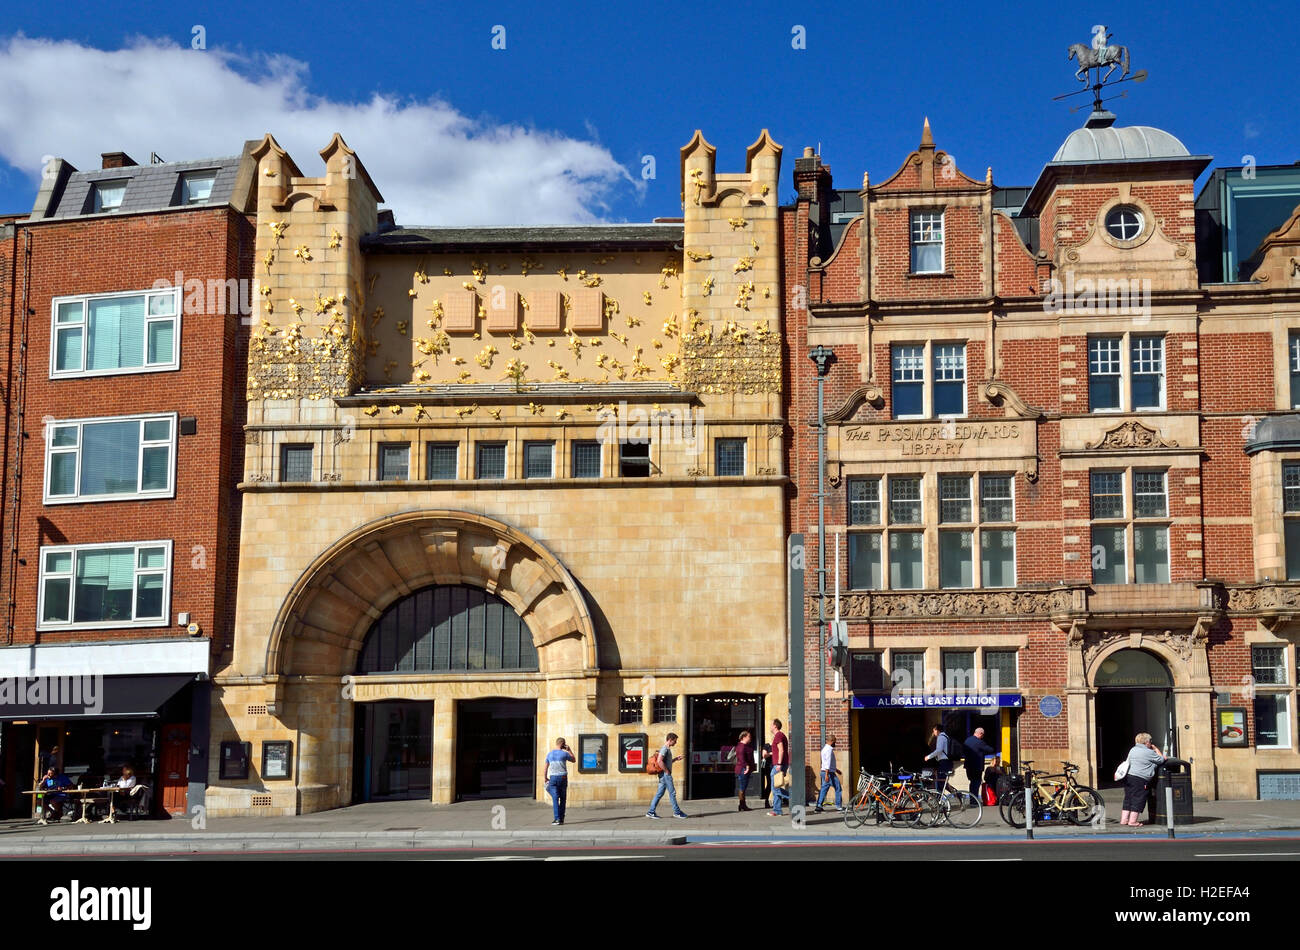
[1094,649,1175,786]
[259,510,598,810]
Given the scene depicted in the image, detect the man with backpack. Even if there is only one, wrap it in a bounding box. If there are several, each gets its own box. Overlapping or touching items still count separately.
[646,733,688,819]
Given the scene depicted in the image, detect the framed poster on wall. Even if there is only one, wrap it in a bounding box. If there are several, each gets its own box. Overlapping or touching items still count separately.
[219,741,251,780]
[1217,707,1247,748]
[618,733,648,773]
[262,740,293,779]
[578,734,607,774]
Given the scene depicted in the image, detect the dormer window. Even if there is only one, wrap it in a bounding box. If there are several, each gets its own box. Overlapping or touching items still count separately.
[1105,206,1143,241]
[180,171,217,205]
[92,181,127,212]
[910,209,944,273]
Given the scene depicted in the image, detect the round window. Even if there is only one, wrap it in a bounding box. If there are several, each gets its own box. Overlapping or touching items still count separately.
[1105,206,1144,242]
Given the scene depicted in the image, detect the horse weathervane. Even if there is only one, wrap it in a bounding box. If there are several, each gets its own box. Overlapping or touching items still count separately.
[1055,25,1148,117]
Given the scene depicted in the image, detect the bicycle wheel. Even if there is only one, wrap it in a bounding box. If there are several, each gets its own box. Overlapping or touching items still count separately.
[886,791,923,827]
[1004,790,1029,828]
[1064,785,1105,825]
[843,790,871,829]
[917,789,948,828]
[943,790,983,828]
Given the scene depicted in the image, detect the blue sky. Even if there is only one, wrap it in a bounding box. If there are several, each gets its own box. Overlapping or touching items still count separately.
[0,0,1295,224]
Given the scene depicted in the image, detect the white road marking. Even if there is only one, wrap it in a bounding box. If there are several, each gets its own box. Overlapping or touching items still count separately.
[1195,852,1300,857]
[543,854,659,861]
[951,857,1023,862]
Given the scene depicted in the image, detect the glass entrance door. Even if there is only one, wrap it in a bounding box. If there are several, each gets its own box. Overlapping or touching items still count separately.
[686,694,763,800]
[455,699,536,800]
[353,701,433,802]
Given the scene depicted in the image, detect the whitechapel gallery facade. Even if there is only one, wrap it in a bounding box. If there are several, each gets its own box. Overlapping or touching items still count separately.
[206,132,790,815]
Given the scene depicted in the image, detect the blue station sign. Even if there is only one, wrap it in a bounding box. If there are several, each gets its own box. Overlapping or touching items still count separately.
[852,693,1024,710]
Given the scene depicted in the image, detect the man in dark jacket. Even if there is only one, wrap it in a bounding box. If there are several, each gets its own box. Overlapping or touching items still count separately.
[962,728,998,798]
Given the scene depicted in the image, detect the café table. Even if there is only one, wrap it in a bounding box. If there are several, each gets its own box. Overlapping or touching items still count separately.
[22,787,118,824]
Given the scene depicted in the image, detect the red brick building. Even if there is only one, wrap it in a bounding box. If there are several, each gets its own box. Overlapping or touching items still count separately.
[785,112,1300,801]
[0,146,258,817]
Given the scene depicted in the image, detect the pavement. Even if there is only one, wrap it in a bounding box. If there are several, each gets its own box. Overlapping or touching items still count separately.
[2,790,1299,855]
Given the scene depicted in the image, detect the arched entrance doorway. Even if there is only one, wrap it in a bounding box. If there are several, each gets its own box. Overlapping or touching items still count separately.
[351,583,542,803]
[1094,649,1174,786]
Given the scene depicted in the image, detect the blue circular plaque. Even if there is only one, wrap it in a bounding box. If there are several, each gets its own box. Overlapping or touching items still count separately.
[1038,695,1063,718]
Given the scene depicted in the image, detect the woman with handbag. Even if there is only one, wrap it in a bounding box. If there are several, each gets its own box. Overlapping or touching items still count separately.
[735,730,754,811]
[1116,732,1165,827]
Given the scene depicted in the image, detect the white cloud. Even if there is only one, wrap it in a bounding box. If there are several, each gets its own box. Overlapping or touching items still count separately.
[0,34,635,225]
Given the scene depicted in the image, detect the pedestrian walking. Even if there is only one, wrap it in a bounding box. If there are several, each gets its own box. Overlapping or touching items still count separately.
[1117,732,1165,826]
[735,730,754,811]
[923,724,958,791]
[647,732,689,819]
[768,719,790,817]
[542,737,575,825]
[759,741,773,808]
[962,727,998,798]
[814,734,842,812]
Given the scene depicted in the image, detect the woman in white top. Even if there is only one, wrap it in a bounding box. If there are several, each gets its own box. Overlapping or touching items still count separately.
[116,765,137,790]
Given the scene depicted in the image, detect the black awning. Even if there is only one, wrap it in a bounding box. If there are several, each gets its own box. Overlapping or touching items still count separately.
[0,674,194,721]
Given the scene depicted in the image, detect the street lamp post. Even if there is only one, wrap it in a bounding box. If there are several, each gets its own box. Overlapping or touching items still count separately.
[808,346,835,793]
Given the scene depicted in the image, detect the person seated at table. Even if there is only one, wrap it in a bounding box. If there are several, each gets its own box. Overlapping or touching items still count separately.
[116,765,138,789]
[35,768,73,821]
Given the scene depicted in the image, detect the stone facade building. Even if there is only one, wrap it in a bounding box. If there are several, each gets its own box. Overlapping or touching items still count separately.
[785,112,1300,801]
[206,131,790,815]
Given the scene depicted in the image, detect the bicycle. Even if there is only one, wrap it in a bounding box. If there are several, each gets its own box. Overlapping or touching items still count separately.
[845,766,946,828]
[931,772,983,828]
[1001,760,1102,827]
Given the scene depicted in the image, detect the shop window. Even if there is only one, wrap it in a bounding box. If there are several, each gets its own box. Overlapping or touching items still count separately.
[652,695,677,723]
[280,443,313,481]
[618,695,643,724]
[1254,694,1291,749]
[571,440,601,478]
[378,443,409,481]
[426,442,458,479]
[983,650,1018,689]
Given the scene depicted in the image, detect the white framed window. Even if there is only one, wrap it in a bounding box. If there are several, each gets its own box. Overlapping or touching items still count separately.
[38,540,172,630]
[891,342,966,419]
[1091,468,1169,585]
[50,287,181,378]
[44,413,176,504]
[910,210,944,273]
[91,180,127,213]
[1289,332,1300,409]
[1087,334,1164,412]
[180,171,217,205]
[1105,206,1144,241]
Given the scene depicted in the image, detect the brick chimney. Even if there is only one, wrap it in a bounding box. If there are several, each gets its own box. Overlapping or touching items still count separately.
[101,152,137,170]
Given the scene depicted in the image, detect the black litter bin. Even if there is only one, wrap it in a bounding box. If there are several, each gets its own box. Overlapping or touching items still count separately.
[1149,758,1193,825]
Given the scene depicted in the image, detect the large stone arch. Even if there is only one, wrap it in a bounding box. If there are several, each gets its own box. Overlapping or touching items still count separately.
[265,510,598,681]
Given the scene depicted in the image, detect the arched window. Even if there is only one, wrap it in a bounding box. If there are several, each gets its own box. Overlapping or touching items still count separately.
[356,585,538,674]
[1094,649,1171,688]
